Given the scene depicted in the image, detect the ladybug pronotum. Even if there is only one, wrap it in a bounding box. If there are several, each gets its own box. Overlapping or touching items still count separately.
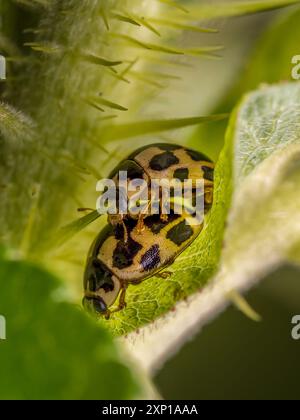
[83,143,214,318]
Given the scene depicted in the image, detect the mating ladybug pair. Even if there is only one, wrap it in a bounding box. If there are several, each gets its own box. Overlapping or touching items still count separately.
[83,143,214,319]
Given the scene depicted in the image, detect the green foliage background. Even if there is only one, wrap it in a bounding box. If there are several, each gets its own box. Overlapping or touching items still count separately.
[0,251,139,399]
[1,0,300,399]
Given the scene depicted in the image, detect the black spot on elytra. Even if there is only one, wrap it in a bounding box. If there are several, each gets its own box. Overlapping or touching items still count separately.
[166,220,193,246]
[173,167,189,181]
[150,151,179,171]
[113,237,142,269]
[114,218,138,240]
[85,259,114,293]
[109,159,144,179]
[202,165,214,181]
[140,244,160,271]
[127,143,181,159]
[125,217,139,231]
[204,201,213,214]
[144,213,180,234]
[144,215,166,234]
[185,148,212,162]
[157,143,181,151]
[124,161,145,180]
[114,223,125,240]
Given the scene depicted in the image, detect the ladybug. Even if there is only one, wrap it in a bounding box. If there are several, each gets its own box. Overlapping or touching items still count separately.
[107,143,214,232]
[83,143,214,318]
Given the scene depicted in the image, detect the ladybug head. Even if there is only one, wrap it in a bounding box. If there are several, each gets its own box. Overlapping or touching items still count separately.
[82,295,107,315]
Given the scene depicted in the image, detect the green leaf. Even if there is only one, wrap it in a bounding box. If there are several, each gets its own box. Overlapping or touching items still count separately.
[123,81,300,372]
[0,254,142,399]
[219,82,300,278]
[190,5,300,160]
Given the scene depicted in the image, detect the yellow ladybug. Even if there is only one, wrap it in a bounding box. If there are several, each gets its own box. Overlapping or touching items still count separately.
[83,143,214,318]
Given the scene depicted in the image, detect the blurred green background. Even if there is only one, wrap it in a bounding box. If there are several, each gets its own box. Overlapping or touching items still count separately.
[155,265,300,399]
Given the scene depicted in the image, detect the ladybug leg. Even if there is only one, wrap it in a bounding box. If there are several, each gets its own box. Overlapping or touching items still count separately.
[105,283,128,318]
[104,310,111,320]
[136,198,152,234]
[159,195,169,222]
[156,271,172,279]
[137,214,146,234]
[159,187,170,222]
[160,213,168,222]
[77,207,95,213]
[118,284,128,309]
[122,220,129,243]
[204,185,214,205]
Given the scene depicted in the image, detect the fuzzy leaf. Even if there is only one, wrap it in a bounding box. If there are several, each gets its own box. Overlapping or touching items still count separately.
[122,82,300,372]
